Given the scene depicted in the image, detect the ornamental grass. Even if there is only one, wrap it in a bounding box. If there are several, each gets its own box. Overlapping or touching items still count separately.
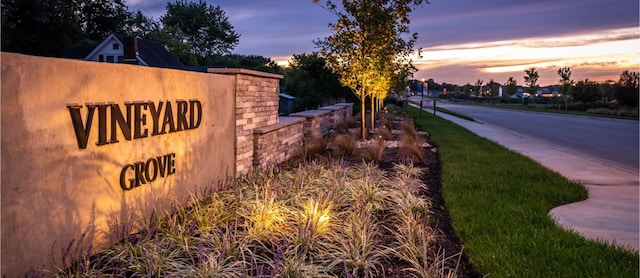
[40,159,460,277]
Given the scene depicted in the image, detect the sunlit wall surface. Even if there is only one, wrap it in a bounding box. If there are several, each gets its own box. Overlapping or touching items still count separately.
[1,53,236,275]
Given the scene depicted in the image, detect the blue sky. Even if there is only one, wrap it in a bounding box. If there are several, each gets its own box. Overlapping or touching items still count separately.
[126,0,639,86]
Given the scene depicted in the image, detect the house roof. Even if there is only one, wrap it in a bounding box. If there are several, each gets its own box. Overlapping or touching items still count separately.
[111,33,184,69]
[74,33,185,69]
[279,93,296,100]
[82,33,121,62]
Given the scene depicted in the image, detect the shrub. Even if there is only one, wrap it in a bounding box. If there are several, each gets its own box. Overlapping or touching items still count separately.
[335,117,358,134]
[330,133,357,157]
[397,131,426,164]
[294,136,330,162]
[399,116,418,140]
[586,107,639,118]
[357,139,386,162]
[375,126,393,140]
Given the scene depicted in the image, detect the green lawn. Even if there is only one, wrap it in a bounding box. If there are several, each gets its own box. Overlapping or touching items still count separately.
[407,107,639,277]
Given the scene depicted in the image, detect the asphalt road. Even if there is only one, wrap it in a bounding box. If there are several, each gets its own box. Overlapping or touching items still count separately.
[428,100,639,174]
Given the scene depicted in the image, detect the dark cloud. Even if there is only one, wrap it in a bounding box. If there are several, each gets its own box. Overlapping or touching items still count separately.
[125,0,638,55]
[125,0,639,85]
[413,0,639,47]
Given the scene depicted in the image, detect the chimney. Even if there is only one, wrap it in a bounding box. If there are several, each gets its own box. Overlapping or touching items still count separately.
[123,36,139,65]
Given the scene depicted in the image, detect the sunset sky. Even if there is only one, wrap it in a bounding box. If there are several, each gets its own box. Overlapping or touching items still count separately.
[126,0,639,86]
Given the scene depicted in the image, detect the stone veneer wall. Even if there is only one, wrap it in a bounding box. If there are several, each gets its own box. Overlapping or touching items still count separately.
[252,104,353,169]
[287,103,354,139]
[289,110,329,138]
[336,103,354,121]
[319,103,354,128]
[208,68,281,175]
[253,117,305,169]
[207,69,355,175]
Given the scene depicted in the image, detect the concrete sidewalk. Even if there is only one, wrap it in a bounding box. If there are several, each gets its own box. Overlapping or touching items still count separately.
[424,106,639,252]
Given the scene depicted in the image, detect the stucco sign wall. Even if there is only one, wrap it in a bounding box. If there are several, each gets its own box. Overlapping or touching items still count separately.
[1,53,236,275]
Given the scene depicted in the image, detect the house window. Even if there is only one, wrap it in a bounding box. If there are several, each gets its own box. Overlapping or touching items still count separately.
[106,56,114,63]
[112,43,119,50]
[98,55,104,62]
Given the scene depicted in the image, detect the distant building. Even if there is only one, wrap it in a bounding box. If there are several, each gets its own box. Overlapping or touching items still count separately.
[537,86,560,98]
[83,33,185,68]
[65,33,214,72]
[279,93,296,116]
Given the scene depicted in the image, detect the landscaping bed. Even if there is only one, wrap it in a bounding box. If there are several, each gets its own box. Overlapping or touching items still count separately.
[39,105,480,277]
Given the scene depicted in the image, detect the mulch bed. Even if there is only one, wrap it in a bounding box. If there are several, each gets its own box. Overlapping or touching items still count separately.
[409,147,480,278]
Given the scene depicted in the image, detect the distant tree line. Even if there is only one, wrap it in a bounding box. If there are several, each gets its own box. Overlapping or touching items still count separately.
[1,0,358,111]
[413,67,638,111]
[2,0,238,66]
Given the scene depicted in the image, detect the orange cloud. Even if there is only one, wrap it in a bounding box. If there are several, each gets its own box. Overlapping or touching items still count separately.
[414,27,639,85]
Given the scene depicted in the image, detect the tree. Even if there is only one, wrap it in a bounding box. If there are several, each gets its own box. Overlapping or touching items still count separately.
[315,0,427,140]
[487,79,500,97]
[1,0,131,57]
[573,79,602,103]
[474,79,484,96]
[615,70,639,107]
[2,0,81,57]
[77,0,130,41]
[124,10,161,39]
[462,84,473,98]
[206,54,282,74]
[557,67,573,110]
[600,80,617,103]
[524,67,539,96]
[390,64,414,95]
[505,76,518,98]
[161,0,239,65]
[453,86,461,98]
[283,53,354,111]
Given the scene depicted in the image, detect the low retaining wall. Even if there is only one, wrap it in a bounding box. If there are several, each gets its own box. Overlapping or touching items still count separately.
[319,103,354,127]
[289,110,331,138]
[254,117,305,168]
[251,103,354,170]
[289,103,353,138]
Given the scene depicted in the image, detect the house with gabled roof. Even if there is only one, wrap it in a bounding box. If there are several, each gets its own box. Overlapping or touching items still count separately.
[82,33,185,69]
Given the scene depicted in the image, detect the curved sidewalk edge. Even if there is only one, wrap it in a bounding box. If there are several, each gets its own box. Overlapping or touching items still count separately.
[423,107,639,252]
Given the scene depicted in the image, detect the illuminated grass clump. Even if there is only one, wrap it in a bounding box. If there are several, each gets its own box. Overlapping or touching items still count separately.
[42,161,461,277]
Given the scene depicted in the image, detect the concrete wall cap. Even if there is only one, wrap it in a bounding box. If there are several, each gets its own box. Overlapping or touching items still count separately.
[318,105,344,111]
[207,68,283,79]
[289,110,331,118]
[254,117,305,134]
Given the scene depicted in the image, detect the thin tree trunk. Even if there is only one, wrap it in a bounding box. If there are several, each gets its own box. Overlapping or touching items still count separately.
[360,95,366,140]
[370,95,375,133]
